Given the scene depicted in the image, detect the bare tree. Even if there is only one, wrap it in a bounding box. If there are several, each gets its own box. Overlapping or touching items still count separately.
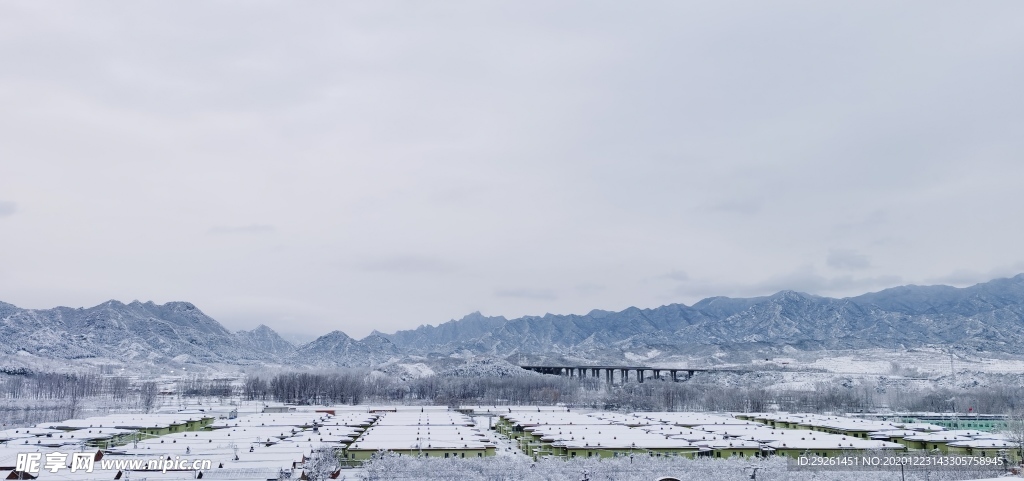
[1002,410,1024,464]
[65,383,82,419]
[304,445,340,481]
[140,381,158,413]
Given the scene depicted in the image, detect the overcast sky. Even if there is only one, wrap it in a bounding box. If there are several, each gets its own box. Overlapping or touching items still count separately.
[2,2,1023,340]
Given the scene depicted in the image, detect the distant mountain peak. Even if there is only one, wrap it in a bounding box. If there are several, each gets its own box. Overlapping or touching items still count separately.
[770,290,814,299]
[0,299,282,365]
[163,301,198,311]
[456,311,495,322]
[288,328,398,368]
[236,323,294,357]
[320,330,353,340]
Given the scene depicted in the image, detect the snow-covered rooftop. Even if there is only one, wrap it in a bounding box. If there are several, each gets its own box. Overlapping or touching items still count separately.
[348,411,494,452]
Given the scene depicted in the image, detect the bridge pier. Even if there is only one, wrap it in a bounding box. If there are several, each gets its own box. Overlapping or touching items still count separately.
[521,365,729,383]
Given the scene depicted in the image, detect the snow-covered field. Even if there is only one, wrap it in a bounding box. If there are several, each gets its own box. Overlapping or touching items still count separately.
[680,348,1024,378]
[359,452,1017,481]
[796,349,1024,376]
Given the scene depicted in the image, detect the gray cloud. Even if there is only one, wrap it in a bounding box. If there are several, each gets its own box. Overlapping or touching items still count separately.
[705,198,761,216]
[0,2,1022,337]
[926,262,1024,286]
[0,201,16,217]
[664,270,690,282]
[826,249,871,270]
[755,272,904,297]
[670,268,904,301]
[354,256,459,274]
[495,288,558,301]
[208,225,276,235]
[574,283,606,295]
[828,211,891,240]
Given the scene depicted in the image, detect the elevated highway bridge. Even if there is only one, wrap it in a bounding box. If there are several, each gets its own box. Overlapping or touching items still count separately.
[520,365,751,383]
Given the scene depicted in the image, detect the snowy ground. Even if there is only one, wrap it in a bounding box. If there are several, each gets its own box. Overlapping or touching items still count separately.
[792,348,1024,376]
[358,454,1018,481]
[472,414,529,459]
[639,347,1024,379]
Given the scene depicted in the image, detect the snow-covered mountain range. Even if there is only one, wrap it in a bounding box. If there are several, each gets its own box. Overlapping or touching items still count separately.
[0,300,391,368]
[383,274,1024,360]
[3,274,1024,369]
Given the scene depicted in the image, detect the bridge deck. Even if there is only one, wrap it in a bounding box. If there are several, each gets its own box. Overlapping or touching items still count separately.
[518,365,750,383]
[520,365,749,372]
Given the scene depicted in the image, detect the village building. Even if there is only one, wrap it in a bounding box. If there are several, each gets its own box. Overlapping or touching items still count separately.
[344,410,496,463]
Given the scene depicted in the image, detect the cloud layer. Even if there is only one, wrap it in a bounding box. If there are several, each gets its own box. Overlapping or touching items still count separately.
[0,201,16,218]
[1,2,1022,337]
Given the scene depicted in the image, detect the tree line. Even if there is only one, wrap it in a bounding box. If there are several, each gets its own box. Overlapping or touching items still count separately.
[4,367,1024,428]
[242,370,1024,414]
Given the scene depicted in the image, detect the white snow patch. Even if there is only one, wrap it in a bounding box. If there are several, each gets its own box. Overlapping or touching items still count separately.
[398,363,435,378]
[624,349,662,362]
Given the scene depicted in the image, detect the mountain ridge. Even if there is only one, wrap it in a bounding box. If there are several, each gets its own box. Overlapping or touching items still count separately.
[379,274,1024,359]
[3,274,1024,367]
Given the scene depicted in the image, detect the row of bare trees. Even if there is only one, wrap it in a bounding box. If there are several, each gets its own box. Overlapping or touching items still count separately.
[176,378,233,398]
[242,370,1024,416]
[0,372,128,400]
[5,368,1024,423]
[0,373,162,427]
[248,371,368,405]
